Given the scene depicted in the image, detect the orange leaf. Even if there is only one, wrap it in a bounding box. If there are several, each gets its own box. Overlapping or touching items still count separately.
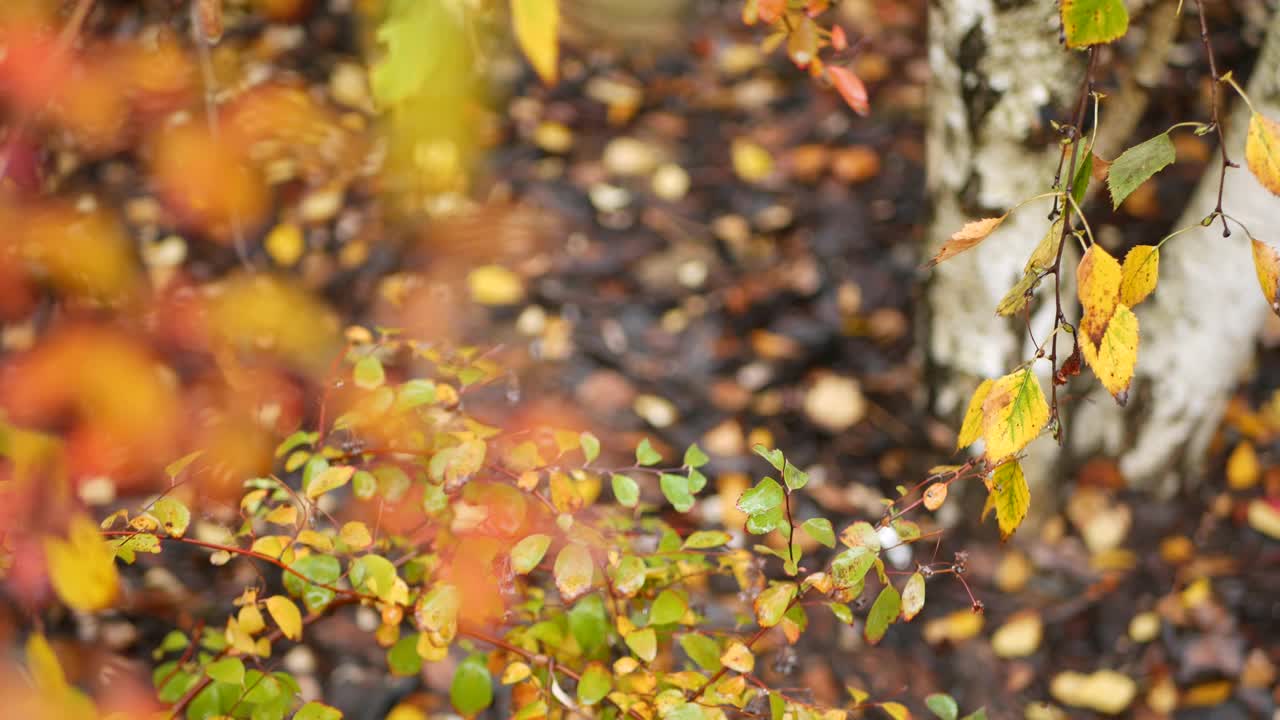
[1245,113,1280,196]
[1251,238,1280,315]
[926,216,1007,267]
[827,66,869,117]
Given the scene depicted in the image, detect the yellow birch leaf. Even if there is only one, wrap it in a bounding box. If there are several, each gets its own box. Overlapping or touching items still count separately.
[880,702,911,720]
[44,513,119,612]
[265,595,303,640]
[1245,112,1280,196]
[1079,303,1139,402]
[1119,245,1159,307]
[925,216,1007,267]
[1251,238,1280,315]
[989,460,1030,540]
[25,633,68,693]
[981,369,1049,462]
[1077,244,1123,346]
[511,0,559,85]
[1226,441,1260,490]
[956,378,994,449]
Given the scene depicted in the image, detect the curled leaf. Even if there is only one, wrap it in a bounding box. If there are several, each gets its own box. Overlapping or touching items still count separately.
[926,216,1006,268]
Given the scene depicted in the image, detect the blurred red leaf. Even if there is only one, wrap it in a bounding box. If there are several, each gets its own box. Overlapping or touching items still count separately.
[827,65,870,116]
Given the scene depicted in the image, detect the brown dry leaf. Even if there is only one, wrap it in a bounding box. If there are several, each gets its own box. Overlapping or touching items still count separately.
[1090,152,1112,182]
[1250,238,1280,315]
[1119,245,1159,307]
[1245,112,1280,196]
[926,216,1007,268]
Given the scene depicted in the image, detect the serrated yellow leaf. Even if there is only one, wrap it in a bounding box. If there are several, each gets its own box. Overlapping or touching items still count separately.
[1119,245,1159,307]
[511,0,559,84]
[989,460,1029,540]
[956,378,994,449]
[1246,112,1280,196]
[926,216,1007,267]
[1077,244,1123,346]
[44,514,119,612]
[1251,238,1280,315]
[981,369,1049,462]
[265,595,303,641]
[1080,303,1139,402]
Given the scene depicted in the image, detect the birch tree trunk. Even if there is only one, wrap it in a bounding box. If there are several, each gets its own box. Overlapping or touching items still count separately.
[925,0,1083,429]
[927,1,1280,495]
[1068,8,1280,495]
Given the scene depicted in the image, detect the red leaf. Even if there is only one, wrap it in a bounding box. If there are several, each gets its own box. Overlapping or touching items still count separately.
[759,0,785,24]
[827,66,869,116]
[831,25,848,51]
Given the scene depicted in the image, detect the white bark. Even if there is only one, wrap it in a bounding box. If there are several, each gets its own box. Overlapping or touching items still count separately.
[1068,8,1280,494]
[926,0,1083,418]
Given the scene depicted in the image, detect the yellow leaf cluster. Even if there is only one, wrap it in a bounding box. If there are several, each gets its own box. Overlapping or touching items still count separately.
[1077,244,1147,401]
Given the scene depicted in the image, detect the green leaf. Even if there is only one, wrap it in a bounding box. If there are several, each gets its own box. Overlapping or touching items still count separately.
[683,443,709,468]
[649,588,687,625]
[827,602,853,624]
[753,582,796,627]
[205,657,244,686]
[960,710,990,720]
[577,662,612,705]
[353,355,386,389]
[165,450,204,479]
[737,477,784,515]
[283,554,340,613]
[579,432,600,464]
[801,518,835,548]
[413,584,460,636]
[745,505,785,535]
[624,628,657,662]
[752,444,785,471]
[188,681,235,720]
[1061,0,1129,49]
[611,474,640,508]
[450,654,494,716]
[635,438,662,466]
[678,633,722,672]
[926,693,959,720]
[351,554,398,600]
[1072,146,1093,207]
[688,468,707,493]
[151,497,191,538]
[990,460,1030,539]
[683,530,732,549]
[660,473,695,512]
[394,379,436,410]
[610,555,647,596]
[511,534,552,574]
[387,634,423,677]
[295,701,343,720]
[305,465,355,499]
[831,546,877,589]
[1108,133,1176,208]
[864,584,901,645]
[783,462,808,491]
[568,593,608,656]
[667,703,706,720]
